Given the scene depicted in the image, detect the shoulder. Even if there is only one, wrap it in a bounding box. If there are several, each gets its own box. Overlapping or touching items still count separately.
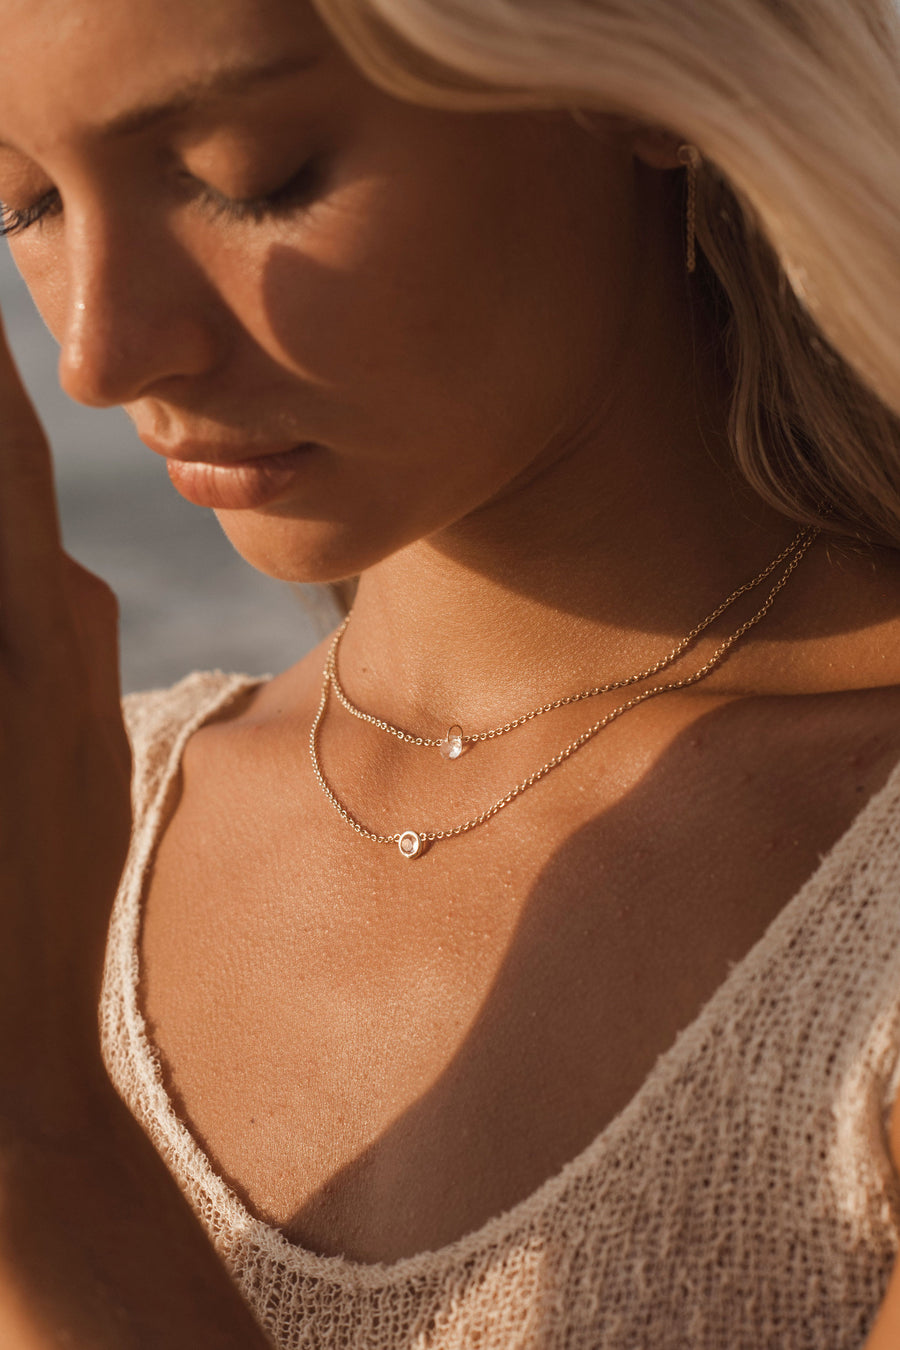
[872,1100,900,1346]
[122,669,260,758]
[123,671,264,822]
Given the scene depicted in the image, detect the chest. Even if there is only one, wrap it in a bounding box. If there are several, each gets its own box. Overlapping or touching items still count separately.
[138,692,899,1263]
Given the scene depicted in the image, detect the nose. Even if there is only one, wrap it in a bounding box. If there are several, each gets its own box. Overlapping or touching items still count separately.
[57,211,221,408]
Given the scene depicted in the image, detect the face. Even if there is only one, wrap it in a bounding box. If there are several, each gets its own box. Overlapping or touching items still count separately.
[0,0,659,582]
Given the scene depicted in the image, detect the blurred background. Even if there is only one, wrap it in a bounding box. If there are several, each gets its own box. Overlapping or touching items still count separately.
[0,245,335,693]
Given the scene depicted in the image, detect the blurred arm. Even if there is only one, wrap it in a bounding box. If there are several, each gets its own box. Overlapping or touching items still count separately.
[0,1085,271,1349]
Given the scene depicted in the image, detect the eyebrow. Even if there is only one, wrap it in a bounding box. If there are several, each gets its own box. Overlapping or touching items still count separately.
[0,50,322,158]
[95,51,321,140]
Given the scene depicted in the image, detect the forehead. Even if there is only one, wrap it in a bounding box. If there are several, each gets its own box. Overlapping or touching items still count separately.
[0,0,331,151]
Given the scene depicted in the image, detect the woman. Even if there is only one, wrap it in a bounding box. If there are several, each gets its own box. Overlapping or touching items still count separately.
[1,0,899,1344]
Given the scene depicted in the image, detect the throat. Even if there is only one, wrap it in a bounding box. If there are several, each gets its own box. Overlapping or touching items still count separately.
[331,503,813,735]
[305,521,820,866]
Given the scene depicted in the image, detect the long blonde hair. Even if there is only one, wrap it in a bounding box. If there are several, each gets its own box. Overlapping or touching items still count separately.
[311,0,900,546]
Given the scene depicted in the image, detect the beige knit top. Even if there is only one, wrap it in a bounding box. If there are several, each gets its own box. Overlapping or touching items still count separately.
[100,671,900,1349]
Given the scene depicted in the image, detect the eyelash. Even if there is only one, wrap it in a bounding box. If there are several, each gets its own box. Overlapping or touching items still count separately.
[190,160,322,223]
[0,160,322,238]
[0,189,63,237]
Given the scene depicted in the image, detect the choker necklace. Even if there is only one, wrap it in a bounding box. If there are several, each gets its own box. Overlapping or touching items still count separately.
[309,529,817,858]
[328,527,812,758]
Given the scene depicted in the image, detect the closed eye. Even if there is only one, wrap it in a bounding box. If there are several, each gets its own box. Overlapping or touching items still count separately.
[0,188,62,237]
[0,158,324,239]
[189,159,324,224]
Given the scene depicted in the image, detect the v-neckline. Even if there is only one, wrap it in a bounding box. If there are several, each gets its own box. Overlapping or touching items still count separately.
[118,671,900,1288]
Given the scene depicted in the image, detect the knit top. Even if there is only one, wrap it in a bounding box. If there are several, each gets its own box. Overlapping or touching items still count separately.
[100,671,900,1350]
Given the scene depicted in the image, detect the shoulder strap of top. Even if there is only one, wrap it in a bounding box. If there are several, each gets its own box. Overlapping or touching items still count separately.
[102,671,263,1113]
[123,671,255,828]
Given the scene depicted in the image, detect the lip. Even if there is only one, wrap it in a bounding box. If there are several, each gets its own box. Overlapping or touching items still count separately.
[145,439,318,510]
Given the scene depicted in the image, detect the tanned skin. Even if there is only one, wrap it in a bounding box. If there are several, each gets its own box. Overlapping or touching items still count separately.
[0,0,899,1341]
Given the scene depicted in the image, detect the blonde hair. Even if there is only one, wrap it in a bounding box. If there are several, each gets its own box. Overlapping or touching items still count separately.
[311,0,900,546]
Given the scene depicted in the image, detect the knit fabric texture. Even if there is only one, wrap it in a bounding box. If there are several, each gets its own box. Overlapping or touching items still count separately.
[100,671,900,1349]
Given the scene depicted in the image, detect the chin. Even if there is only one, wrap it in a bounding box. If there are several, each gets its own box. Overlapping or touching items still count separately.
[212,509,391,585]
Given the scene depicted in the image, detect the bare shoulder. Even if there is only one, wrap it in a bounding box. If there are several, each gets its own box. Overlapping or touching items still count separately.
[865,1288,900,1349]
[863,1096,900,1347]
[179,630,333,759]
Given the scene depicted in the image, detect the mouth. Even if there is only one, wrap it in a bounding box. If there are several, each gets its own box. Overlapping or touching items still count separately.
[142,438,320,510]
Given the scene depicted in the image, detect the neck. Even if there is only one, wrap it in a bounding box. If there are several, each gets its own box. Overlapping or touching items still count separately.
[333,205,811,730]
[338,357,797,733]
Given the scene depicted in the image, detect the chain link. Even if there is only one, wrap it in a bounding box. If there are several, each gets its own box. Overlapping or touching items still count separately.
[308,530,817,852]
[329,527,813,747]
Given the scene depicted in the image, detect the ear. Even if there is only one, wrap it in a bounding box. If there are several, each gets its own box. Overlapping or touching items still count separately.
[630,125,688,170]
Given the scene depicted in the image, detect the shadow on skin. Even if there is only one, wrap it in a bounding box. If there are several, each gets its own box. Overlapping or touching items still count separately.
[163,684,900,1276]
[258,238,900,645]
[142,235,900,1311]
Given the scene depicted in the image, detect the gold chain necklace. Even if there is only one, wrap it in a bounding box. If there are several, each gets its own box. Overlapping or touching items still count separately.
[328,527,813,759]
[309,529,816,858]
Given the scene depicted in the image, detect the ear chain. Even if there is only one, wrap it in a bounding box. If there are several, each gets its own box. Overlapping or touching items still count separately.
[678,143,701,274]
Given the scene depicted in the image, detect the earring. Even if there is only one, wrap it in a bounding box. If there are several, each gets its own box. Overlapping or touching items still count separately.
[677,144,701,274]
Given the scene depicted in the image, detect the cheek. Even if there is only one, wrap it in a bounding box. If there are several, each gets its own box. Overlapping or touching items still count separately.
[206,135,638,583]
[256,182,512,400]
[253,162,628,479]
[8,237,69,339]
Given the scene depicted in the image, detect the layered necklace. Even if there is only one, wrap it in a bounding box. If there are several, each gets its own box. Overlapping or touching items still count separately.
[309,528,817,858]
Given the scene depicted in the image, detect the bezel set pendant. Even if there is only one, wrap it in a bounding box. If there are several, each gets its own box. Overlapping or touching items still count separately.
[311,529,816,860]
[439,725,464,760]
[397,830,424,859]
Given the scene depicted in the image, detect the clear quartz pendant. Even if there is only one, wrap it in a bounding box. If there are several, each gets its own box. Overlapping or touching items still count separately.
[439,725,464,761]
[398,831,423,859]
